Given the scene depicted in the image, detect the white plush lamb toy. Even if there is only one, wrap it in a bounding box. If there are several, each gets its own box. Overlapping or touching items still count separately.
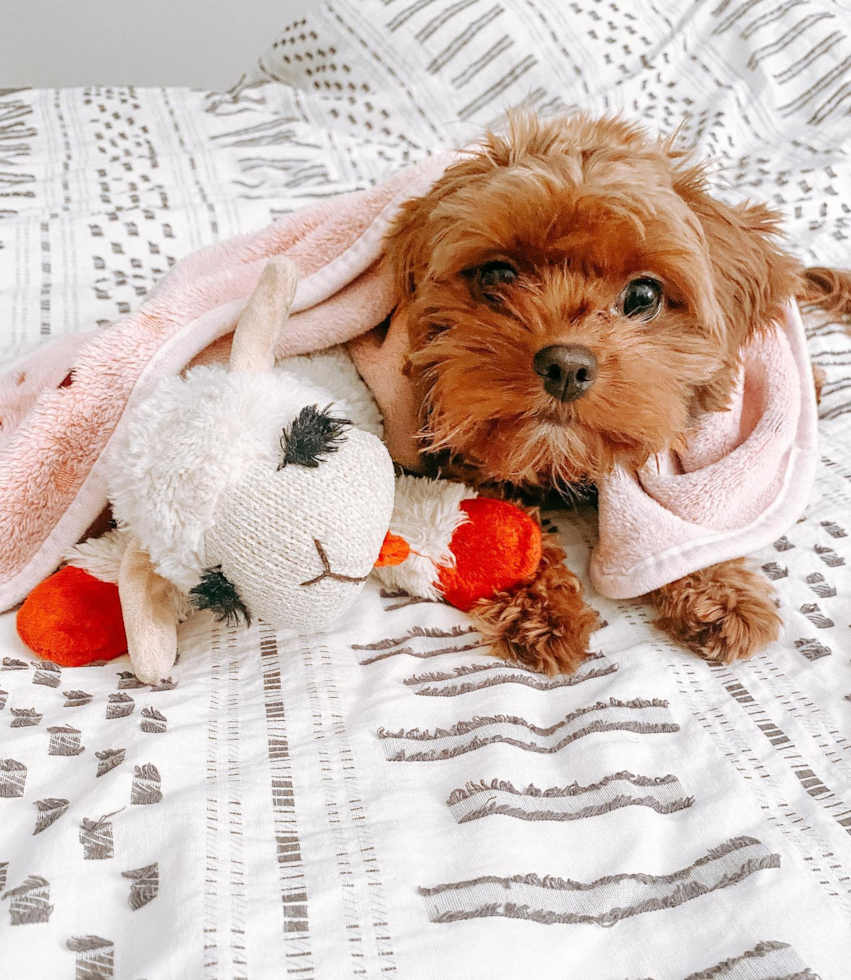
[19,257,542,683]
[94,258,396,682]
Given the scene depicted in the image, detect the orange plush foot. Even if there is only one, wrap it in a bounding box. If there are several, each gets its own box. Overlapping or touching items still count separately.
[437,497,542,612]
[17,566,127,666]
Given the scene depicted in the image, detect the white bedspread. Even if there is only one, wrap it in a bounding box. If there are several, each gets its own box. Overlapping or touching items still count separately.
[1,2,850,977]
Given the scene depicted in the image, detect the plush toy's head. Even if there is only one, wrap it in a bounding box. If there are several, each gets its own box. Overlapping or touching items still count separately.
[109,363,394,629]
[201,404,393,629]
[107,257,395,680]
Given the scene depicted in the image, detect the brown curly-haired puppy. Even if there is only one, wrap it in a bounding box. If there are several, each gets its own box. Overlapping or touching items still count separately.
[385,111,850,674]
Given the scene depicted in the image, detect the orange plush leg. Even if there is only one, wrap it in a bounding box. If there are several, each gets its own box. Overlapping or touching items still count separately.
[17,566,127,666]
[437,497,543,612]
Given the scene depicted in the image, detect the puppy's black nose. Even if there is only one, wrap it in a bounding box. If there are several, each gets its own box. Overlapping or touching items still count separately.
[534,344,598,402]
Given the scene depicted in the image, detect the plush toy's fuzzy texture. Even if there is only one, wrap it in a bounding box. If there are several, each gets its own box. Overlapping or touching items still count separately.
[436,498,543,612]
[17,566,127,666]
[372,474,476,600]
[66,528,192,620]
[65,528,126,584]
[282,348,383,439]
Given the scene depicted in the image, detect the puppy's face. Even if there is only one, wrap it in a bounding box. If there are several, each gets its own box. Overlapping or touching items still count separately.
[387,114,799,490]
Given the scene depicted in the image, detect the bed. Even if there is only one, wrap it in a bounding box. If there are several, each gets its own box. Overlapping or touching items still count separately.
[1,1,850,977]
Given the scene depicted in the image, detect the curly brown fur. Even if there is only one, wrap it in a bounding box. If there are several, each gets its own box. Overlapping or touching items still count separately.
[798,266,851,324]
[387,110,845,670]
[469,538,599,676]
[650,559,781,663]
[386,110,802,489]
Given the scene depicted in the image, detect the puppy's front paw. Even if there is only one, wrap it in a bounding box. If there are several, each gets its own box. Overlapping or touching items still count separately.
[651,558,780,663]
[470,540,598,675]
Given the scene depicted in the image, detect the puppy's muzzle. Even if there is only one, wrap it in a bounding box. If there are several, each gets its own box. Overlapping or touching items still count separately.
[534,344,597,402]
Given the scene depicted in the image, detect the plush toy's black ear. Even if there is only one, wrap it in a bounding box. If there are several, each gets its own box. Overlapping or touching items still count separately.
[278,405,351,469]
[189,567,251,627]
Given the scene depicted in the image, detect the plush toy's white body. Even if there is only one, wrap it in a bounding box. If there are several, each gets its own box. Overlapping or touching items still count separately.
[65,259,471,683]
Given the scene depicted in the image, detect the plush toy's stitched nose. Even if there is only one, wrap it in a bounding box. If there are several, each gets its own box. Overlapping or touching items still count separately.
[534,344,597,402]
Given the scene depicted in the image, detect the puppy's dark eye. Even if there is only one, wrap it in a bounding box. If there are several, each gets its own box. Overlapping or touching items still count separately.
[480,261,518,289]
[465,260,518,302]
[619,277,662,319]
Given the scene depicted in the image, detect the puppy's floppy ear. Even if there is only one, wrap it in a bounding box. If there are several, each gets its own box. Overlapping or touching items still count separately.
[384,149,498,302]
[384,111,554,302]
[385,191,441,301]
[673,163,801,410]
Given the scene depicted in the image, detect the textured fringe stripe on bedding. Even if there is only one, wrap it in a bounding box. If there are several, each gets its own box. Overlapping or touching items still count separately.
[403,651,618,697]
[678,939,817,980]
[446,771,694,823]
[419,836,779,926]
[377,697,679,761]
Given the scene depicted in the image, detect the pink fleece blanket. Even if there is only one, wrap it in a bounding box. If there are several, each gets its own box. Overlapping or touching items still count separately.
[589,301,818,597]
[0,155,817,611]
[0,153,454,611]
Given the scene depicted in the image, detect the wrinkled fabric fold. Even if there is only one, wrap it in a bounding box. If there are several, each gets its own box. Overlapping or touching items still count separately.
[589,300,817,598]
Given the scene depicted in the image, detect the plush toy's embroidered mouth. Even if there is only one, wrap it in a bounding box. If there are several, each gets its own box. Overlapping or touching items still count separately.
[299,538,369,588]
[278,405,352,470]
